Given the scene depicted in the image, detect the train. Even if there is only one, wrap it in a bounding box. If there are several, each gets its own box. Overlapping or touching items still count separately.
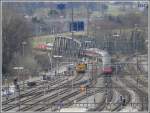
[80,48,112,74]
[76,63,87,73]
[34,43,53,51]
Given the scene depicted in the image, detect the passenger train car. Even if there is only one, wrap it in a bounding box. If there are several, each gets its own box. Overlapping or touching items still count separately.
[81,48,112,74]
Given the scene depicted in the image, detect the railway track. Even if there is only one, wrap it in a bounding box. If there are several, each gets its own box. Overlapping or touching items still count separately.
[2,77,68,103]
[90,73,131,111]
[111,57,148,111]
[18,81,89,111]
[20,71,96,111]
[120,78,148,111]
[2,73,84,111]
[93,91,113,111]
[122,56,148,88]
[19,88,73,111]
[33,78,98,111]
[52,87,105,112]
[88,75,113,111]
[126,64,148,88]
[110,81,131,111]
[2,79,68,111]
[28,74,95,111]
[2,77,68,106]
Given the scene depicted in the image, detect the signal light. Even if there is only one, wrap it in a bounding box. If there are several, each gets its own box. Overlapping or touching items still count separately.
[13,78,18,85]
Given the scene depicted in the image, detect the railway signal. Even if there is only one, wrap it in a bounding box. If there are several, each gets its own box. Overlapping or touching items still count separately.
[122,98,126,106]
[120,95,123,102]
[13,78,18,86]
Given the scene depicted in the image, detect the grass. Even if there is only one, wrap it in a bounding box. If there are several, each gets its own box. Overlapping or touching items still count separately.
[30,35,55,48]
[30,32,86,48]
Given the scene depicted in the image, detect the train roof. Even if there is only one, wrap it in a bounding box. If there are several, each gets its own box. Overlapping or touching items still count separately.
[85,48,110,57]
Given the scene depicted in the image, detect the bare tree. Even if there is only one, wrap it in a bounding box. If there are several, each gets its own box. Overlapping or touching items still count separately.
[2,6,32,74]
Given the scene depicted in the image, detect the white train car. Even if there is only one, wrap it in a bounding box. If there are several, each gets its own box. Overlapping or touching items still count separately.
[83,48,112,74]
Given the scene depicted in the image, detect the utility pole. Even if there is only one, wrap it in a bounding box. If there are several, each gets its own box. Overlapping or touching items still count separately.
[48,52,52,70]
[86,87,88,109]
[94,86,96,108]
[22,41,26,91]
[5,74,9,102]
[71,3,74,39]
[87,3,89,37]
[72,79,73,91]
[91,62,94,81]
[70,3,74,59]
[113,34,119,53]
[116,64,118,80]
[22,41,27,57]
[18,86,21,111]
[13,77,20,111]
